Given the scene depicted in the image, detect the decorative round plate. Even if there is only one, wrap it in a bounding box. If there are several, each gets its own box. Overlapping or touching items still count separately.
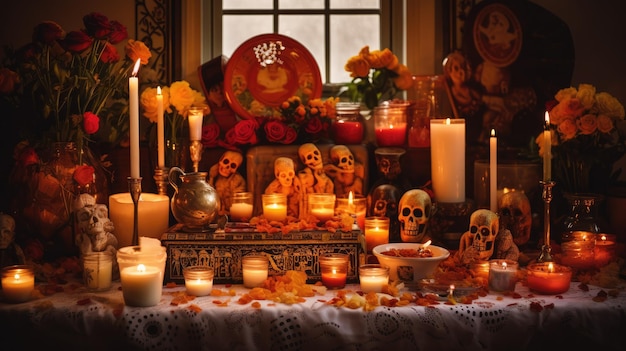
[223,33,322,119]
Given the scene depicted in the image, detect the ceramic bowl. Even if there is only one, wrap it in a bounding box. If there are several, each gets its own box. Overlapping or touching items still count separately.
[372,243,450,289]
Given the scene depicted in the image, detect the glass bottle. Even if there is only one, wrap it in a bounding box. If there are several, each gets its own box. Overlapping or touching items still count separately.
[407,75,442,148]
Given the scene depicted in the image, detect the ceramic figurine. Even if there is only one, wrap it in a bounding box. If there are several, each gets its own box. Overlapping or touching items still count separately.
[0,213,25,268]
[209,150,246,213]
[457,209,499,265]
[398,189,432,244]
[324,145,365,198]
[265,157,303,218]
[297,143,333,194]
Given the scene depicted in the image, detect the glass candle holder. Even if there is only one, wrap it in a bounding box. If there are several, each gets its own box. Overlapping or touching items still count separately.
[116,245,167,307]
[364,217,390,253]
[262,194,287,222]
[183,265,215,296]
[242,255,269,288]
[359,264,389,293]
[230,192,254,222]
[560,231,596,270]
[527,262,572,295]
[332,102,364,144]
[594,233,617,268]
[470,260,490,282]
[82,251,113,291]
[319,253,349,289]
[1,265,34,303]
[308,193,336,222]
[374,102,408,147]
[488,259,518,292]
[335,194,367,230]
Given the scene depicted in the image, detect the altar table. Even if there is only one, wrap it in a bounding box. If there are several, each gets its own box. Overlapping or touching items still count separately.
[1,281,625,351]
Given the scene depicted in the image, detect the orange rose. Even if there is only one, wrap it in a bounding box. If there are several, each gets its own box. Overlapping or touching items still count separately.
[125,39,152,65]
[393,64,414,90]
[596,114,614,133]
[0,68,19,94]
[344,55,370,78]
[557,118,577,140]
[365,48,395,69]
[576,114,597,135]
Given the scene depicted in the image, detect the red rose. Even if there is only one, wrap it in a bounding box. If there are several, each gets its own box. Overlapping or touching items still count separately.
[61,30,93,53]
[100,42,120,63]
[201,123,221,147]
[83,111,100,134]
[264,120,287,143]
[304,116,324,135]
[17,146,39,167]
[73,165,95,186]
[226,119,258,145]
[83,12,112,39]
[0,68,19,94]
[108,20,128,44]
[32,21,65,44]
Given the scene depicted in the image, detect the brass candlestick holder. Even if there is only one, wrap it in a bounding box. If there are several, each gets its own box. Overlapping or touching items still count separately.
[189,140,203,172]
[128,177,142,246]
[153,167,169,196]
[537,180,556,263]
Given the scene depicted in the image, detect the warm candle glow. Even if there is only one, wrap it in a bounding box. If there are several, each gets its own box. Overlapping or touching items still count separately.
[129,59,141,179]
[501,261,508,270]
[156,86,165,169]
[430,118,465,203]
[132,58,141,76]
[548,262,554,273]
[543,111,552,181]
[490,128,497,212]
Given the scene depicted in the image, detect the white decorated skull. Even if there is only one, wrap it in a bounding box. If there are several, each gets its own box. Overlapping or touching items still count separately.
[330,145,354,172]
[218,150,243,178]
[74,194,111,237]
[498,191,531,246]
[298,143,323,170]
[274,157,295,188]
[398,189,431,243]
[468,209,499,260]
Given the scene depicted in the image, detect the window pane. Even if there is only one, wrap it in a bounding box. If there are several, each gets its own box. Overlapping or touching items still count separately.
[279,15,325,84]
[222,15,273,58]
[279,0,324,9]
[223,0,272,10]
[330,0,380,9]
[330,14,380,83]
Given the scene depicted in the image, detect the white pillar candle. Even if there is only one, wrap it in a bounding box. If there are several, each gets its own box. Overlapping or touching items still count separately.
[129,59,141,179]
[109,193,170,248]
[490,129,497,212]
[120,264,162,307]
[543,111,552,181]
[1,266,34,303]
[156,86,165,169]
[188,107,204,141]
[430,118,465,203]
[242,255,269,288]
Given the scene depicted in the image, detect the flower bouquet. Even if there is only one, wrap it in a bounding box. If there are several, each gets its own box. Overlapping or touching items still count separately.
[537,83,626,195]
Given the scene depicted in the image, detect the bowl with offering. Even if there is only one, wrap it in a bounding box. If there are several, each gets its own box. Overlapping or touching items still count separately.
[372,241,450,289]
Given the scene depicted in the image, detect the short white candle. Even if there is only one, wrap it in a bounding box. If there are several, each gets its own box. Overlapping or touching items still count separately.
[430,118,465,203]
[129,59,141,179]
[185,278,213,296]
[120,264,162,307]
[156,86,165,169]
[188,107,204,141]
[230,203,253,221]
[109,193,170,248]
[488,259,518,292]
[360,275,388,293]
[83,253,113,291]
[310,207,335,222]
[242,255,269,288]
[263,203,287,222]
[490,129,497,212]
[1,267,34,303]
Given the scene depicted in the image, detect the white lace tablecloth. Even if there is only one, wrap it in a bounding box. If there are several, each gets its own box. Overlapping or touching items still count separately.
[1,281,625,351]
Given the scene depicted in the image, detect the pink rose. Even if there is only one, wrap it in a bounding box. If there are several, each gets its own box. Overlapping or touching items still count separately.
[596,114,614,133]
[73,165,95,186]
[202,123,221,147]
[61,30,93,52]
[225,119,258,145]
[108,20,128,44]
[32,21,65,44]
[100,42,120,63]
[576,114,597,135]
[83,12,112,39]
[83,112,100,134]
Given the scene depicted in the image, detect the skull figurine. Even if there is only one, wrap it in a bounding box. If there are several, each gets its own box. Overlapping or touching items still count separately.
[274,157,295,188]
[368,184,402,242]
[398,189,432,243]
[298,143,323,170]
[498,191,531,246]
[218,150,243,178]
[73,194,117,255]
[459,209,499,262]
[330,145,354,173]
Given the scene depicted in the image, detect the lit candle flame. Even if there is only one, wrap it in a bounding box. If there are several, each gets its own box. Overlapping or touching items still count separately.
[137,263,146,273]
[491,129,496,137]
[332,269,337,275]
[545,111,550,125]
[157,86,162,95]
[445,118,451,125]
[422,240,431,249]
[13,273,21,281]
[348,191,354,206]
[502,261,508,270]
[547,262,554,273]
[132,58,141,76]
[601,234,607,242]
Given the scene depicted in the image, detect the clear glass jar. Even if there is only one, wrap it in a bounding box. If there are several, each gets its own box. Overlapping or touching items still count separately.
[332,102,364,145]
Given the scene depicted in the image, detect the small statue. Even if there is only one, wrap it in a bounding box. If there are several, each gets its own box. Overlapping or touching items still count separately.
[457,209,499,265]
[398,189,432,244]
[492,228,520,261]
[0,213,25,268]
[297,143,333,194]
[265,157,303,218]
[209,150,246,213]
[324,145,365,198]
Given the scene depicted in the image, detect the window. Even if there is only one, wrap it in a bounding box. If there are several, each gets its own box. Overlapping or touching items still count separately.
[202,0,403,86]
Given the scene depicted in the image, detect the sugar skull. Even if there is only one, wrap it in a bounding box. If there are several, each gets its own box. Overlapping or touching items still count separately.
[298,143,323,170]
[498,191,531,246]
[274,157,295,188]
[218,150,243,178]
[398,189,432,243]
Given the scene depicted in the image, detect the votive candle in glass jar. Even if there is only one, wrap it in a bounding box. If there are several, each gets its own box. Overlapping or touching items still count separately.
[470,260,490,282]
[262,194,287,222]
[1,265,34,303]
[319,253,349,289]
[242,255,269,288]
[527,262,572,295]
[374,102,408,147]
[332,102,364,144]
[335,193,367,230]
[308,193,336,222]
[488,259,518,292]
[594,233,617,268]
[82,251,113,291]
[183,265,214,296]
[364,217,390,253]
[230,192,254,222]
[560,231,596,270]
[117,244,167,307]
[359,264,389,293]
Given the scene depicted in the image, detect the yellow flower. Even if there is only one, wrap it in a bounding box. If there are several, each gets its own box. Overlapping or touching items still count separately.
[344,55,371,78]
[169,80,196,117]
[576,83,596,110]
[393,64,414,90]
[140,87,160,123]
[594,92,625,119]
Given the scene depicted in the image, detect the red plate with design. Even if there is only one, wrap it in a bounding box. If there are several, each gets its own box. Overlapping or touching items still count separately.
[223,33,322,119]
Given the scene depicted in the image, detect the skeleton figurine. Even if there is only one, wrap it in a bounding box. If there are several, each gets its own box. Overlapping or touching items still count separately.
[498,191,532,247]
[324,145,364,197]
[457,209,499,265]
[209,150,246,213]
[0,213,25,268]
[297,143,334,194]
[73,194,118,260]
[398,189,432,243]
[265,157,303,218]
[367,184,401,243]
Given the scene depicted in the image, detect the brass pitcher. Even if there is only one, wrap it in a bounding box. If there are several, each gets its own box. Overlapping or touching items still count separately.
[169,167,220,231]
